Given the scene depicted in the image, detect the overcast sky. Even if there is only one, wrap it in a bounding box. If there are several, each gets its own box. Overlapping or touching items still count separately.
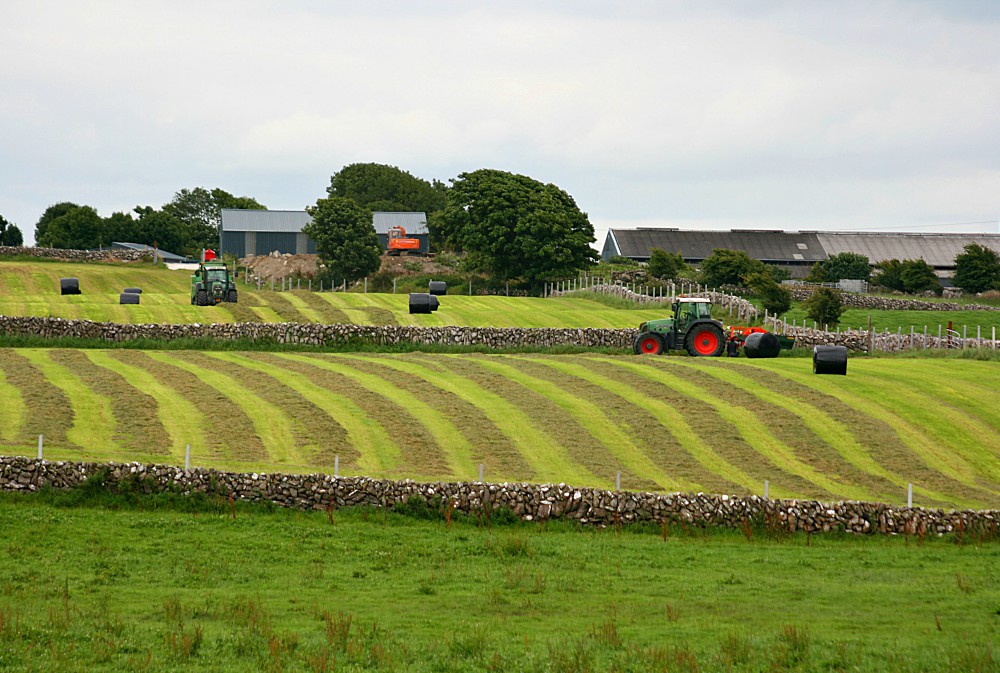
[3,1,999,248]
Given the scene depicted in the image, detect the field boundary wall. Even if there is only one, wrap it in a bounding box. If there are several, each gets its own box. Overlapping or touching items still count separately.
[1,457,995,537]
[0,246,147,262]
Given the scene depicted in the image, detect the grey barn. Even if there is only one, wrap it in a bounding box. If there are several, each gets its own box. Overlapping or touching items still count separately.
[602,228,1000,281]
[220,209,430,258]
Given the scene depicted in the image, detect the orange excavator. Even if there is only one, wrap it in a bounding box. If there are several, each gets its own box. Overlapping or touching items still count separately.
[387,226,422,256]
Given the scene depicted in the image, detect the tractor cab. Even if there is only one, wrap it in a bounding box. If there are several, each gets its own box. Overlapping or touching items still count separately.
[634,297,726,357]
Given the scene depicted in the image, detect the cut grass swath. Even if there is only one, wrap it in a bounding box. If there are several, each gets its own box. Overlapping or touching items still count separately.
[202,352,398,476]
[50,350,170,456]
[740,359,1000,501]
[17,349,116,455]
[0,349,73,448]
[93,350,208,463]
[596,357,875,502]
[145,351,306,469]
[457,355,685,492]
[272,352,477,479]
[0,360,24,443]
[335,354,598,486]
[290,290,353,324]
[671,360,966,508]
[516,356,768,496]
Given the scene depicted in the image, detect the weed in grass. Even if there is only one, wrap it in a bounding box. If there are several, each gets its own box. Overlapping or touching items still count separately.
[957,573,974,594]
[664,603,680,622]
[774,624,810,668]
[487,532,534,559]
[716,631,752,669]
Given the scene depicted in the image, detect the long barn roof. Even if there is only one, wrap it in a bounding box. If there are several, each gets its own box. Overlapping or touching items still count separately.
[605,228,1000,268]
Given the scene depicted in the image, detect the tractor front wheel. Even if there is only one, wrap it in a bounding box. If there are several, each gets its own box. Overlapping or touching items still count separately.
[227,289,238,303]
[194,290,208,306]
[685,324,725,357]
[633,332,665,355]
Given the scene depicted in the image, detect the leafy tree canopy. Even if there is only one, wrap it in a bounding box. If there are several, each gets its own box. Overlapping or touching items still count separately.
[129,207,186,254]
[646,248,688,280]
[163,187,266,255]
[0,214,23,247]
[953,243,1000,294]
[802,287,846,329]
[698,249,769,287]
[807,252,871,283]
[746,271,792,316]
[872,258,941,295]
[36,205,104,250]
[34,202,80,247]
[436,169,598,287]
[328,163,447,215]
[304,197,381,285]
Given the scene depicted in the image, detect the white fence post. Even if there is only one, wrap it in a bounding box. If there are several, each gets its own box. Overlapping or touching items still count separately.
[37,434,43,460]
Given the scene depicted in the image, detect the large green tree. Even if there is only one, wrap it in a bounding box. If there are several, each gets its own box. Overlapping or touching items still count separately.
[34,202,80,247]
[808,252,871,283]
[304,197,381,285]
[872,258,941,295]
[436,169,598,287]
[163,187,266,255]
[36,205,105,249]
[698,249,767,287]
[646,248,687,279]
[328,163,447,215]
[953,243,1000,294]
[129,207,186,254]
[0,214,23,246]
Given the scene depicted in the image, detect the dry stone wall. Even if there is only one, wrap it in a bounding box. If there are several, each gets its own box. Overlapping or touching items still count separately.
[1,457,995,537]
[0,315,636,348]
[0,246,147,262]
[786,287,999,312]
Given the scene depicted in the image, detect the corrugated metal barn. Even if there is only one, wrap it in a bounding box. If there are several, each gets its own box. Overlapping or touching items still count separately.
[220,209,430,257]
[602,228,1000,279]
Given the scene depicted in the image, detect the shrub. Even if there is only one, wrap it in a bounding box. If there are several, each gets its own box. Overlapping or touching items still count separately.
[802,287,845,329]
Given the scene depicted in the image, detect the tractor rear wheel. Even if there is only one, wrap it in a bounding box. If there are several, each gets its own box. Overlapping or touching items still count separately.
[194,290,208,306]
[633,332,665,355]
[685,324,725,357]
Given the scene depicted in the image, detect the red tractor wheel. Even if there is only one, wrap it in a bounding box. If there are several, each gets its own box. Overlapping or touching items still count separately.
[685,324,725,357]
[633,332,665,355]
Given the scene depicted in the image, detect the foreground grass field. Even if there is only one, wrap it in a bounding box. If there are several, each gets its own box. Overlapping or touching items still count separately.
[0,494,997,672]
[1,349,998,509]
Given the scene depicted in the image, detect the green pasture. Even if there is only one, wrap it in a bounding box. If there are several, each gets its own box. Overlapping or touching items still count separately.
[1,348,997,509]
[0,260,674,327]
[0,495,997,672]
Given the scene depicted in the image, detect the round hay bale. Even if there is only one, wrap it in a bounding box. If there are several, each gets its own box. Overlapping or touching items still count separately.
[123,287,142,294]
[813,345,848,375]
[428,280,447,296]
[59,278,81,295]
[429,295,440,312]
[409,293,433,314]
[119,292,140,305]
[743,331,781,358]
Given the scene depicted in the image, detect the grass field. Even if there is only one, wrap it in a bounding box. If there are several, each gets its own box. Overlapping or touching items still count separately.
[0,494,997,672]
[2,348,998,510]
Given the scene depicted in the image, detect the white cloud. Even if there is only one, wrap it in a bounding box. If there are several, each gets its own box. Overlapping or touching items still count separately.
[1,1,998,245]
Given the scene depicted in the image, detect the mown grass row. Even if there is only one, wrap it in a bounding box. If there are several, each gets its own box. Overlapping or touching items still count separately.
[1,348,997,509]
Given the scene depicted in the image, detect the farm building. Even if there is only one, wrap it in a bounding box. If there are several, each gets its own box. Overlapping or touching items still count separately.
[601,228,1000,281]
[111,242,189,263]
[220,209,429,258]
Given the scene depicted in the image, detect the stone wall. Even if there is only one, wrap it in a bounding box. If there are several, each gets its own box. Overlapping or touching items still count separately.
[786,287,999,312]
[0,246,147,262]
[1,457,995,537]
[0,315,636,348]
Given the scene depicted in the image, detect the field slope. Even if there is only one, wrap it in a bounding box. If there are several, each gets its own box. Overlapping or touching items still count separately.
[0,260,673,327]
[1,348,997,509]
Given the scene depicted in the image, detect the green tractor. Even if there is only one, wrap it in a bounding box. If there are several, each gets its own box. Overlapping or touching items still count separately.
[191,261,238,306]
[634,297,726,356]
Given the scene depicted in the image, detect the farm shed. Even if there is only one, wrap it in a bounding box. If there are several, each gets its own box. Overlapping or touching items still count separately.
[221,209,429,257]
[111,242,189,263]
[602,228,1000,282]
